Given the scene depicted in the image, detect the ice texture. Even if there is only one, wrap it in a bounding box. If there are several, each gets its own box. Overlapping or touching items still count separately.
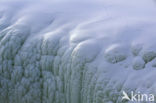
[0,0,156,103]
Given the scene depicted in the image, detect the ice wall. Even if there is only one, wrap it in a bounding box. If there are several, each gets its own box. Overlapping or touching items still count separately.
[1,0,156,103]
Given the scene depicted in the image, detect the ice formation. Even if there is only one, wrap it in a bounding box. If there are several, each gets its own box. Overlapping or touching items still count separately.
[0,0,156,103]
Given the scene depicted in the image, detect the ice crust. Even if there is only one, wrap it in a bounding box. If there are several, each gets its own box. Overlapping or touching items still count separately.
[1,0,156,103]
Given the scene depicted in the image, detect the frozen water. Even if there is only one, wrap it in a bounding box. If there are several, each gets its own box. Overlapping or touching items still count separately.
[0,0,156,103]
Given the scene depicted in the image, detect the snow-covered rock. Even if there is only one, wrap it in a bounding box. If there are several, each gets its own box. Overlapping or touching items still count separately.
[104,44,128,64]
[132,57,145,70]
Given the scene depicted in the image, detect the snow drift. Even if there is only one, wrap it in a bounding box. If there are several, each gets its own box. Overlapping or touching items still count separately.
[0,0,156,103]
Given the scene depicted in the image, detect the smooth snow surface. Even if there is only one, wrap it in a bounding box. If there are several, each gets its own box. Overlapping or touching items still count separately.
[0,0,156,103]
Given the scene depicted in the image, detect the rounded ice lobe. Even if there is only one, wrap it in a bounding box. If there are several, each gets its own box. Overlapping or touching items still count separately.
[133,57,145,70]
[72,40,100,63]
[142,50,156,63]
[131,44,142,56]
[104,44,128,64]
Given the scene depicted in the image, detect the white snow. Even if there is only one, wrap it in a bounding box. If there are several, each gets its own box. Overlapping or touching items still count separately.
[0,0,156,103]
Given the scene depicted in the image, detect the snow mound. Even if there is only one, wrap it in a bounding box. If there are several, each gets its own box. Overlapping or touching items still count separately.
[104,44,128,64]
[133,57,145,70]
